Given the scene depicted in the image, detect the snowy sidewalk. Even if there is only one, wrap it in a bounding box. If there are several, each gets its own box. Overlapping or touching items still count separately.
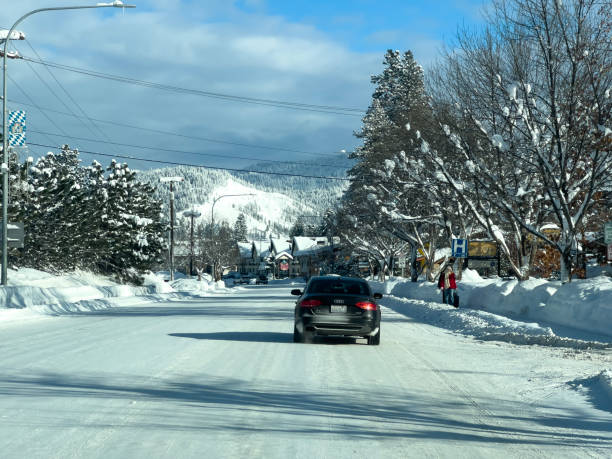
[0,268,229,325]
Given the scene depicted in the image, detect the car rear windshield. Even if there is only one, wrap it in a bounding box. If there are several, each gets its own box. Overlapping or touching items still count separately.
[307,279,370,295]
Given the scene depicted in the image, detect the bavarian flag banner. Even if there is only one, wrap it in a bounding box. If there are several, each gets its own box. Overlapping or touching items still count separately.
[8,110,26,146]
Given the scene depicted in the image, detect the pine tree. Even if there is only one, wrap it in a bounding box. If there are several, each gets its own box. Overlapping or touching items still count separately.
[100,160,166,283]
[21,147,87,272]
[233,213,248,242]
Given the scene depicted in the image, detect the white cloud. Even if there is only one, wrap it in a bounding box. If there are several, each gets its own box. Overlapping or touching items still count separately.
[1,1,380,171]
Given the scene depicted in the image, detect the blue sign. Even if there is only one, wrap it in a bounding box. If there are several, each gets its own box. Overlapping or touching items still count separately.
[452,239,468,257]
[8,110,26,146]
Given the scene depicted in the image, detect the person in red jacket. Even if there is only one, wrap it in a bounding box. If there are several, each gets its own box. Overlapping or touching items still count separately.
[438,261,457,306]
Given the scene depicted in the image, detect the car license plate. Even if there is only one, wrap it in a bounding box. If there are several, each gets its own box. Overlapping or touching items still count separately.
[331,305,347,313]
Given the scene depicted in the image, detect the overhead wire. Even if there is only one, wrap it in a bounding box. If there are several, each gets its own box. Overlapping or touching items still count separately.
[8,98,351,159]
[7,37,359,177]
[7,38,122,156]
[22,39,121,154]
[21,55,365,116]
[27,141,351,182]
[7,75,71,143]
[28,128,352,169]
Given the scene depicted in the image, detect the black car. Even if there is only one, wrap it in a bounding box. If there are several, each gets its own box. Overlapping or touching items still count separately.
[291,276,382,345]
[256,274,268,284]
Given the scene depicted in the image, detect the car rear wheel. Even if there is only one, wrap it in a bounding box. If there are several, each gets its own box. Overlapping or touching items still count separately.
[302,331,314,344]
[293,326,302,343]
[367,329,380,346]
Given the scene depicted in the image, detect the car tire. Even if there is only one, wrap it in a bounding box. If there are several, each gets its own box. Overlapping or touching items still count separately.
[293,326,302,343]
[367,329,380,346]
[302,330,314,344]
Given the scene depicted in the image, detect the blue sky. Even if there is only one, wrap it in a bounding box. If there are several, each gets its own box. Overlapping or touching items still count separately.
[1,1,488,173]
[238,0,486,54]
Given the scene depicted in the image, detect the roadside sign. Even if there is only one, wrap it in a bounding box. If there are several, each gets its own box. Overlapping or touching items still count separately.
[608,244,612,261]
[0,222,24,248]
[469,259,497,269]
[605,222,612,244]
[468,240,497,258]
[279,261,289,271]
[8,111,26,146]
[451,239,468,257]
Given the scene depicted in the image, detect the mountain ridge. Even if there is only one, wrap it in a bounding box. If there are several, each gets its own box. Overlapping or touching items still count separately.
[139,154,353,237]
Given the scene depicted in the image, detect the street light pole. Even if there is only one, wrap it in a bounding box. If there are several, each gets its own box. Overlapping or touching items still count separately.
[183,209,201,277]
[1,1,135,285]
[209,193,254,280]
[160,177,183,281]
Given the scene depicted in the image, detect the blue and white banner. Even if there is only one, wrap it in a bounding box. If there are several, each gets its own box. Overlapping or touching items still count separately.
[451,238,468,257]
[8,110,26,146]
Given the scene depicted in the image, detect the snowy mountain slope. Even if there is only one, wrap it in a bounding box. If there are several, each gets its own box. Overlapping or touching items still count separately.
[139,155,352,236]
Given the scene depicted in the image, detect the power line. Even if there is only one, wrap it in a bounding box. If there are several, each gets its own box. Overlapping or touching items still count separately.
[28,128,351,169]
[23,39,120,154]
[27,142,351,182]
[21,55,365,116]
[8,98,350,159]
[7,75,71,141]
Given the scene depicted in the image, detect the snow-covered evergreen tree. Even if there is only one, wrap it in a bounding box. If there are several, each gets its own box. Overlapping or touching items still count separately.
[6,146,165,282]
[233,213,248,242]
[100,160,166,283]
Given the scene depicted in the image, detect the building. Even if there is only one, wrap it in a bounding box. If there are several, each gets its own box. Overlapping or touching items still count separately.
[291,236,335,279]
[269,238,295,278]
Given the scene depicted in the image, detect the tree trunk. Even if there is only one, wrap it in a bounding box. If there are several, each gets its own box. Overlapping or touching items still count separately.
[410,244,418,282]
[560,249,572,284]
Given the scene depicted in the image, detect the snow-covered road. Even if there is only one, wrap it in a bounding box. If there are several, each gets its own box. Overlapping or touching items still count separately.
[1,282,610,458]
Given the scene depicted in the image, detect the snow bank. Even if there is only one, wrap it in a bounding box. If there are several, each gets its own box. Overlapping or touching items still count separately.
[1,269,170,310]
[0,268,230,324]
[568,370,612,413]
[170,277,229,294]
[372,270,612,337]
[380,294,610,350]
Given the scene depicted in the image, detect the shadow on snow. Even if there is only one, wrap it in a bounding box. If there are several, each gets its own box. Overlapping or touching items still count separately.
[0,370,610,447]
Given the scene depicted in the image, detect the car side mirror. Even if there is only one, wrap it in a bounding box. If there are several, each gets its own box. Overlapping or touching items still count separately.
[291,289,303,296]
[373,293,383,299]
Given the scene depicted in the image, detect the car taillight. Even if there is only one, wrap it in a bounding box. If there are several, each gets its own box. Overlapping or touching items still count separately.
[300,299,322,308]
[355,301,377,311]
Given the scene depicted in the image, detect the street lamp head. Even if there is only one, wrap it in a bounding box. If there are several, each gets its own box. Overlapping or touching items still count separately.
[96,1,136,7]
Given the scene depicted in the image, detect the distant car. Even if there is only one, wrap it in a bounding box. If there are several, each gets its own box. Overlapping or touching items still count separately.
[222,272,243,284]
[256,274,268,285]
[239,273,255,284]
[291,275,382,345]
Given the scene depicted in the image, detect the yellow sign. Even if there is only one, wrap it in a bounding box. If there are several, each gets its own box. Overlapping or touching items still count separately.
[468,241,497,257]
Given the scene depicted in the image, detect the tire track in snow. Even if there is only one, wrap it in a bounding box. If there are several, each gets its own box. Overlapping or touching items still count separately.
[383,310,548,457]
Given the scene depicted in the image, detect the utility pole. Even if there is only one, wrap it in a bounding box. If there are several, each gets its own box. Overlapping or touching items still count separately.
[160,177,183,281]
[1,2,135,286]
[183,209,201,277]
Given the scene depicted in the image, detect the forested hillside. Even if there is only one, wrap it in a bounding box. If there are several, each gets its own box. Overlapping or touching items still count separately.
[139,154,352,237]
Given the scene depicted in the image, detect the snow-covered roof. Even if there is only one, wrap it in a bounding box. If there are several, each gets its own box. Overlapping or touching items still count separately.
[252,240,271,259]
[270,238,291,255]
[292,236,330,257]
[237,242,252,258]
[274,251,293,261]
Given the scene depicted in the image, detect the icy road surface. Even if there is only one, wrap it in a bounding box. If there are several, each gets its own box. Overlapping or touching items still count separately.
[0,282,610,458]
